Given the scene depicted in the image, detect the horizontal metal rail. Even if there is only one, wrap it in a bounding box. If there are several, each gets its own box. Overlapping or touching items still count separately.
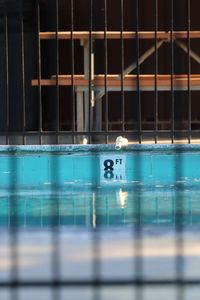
[0,279,200,287]
[32,74,200,91]
[39,30,200,40]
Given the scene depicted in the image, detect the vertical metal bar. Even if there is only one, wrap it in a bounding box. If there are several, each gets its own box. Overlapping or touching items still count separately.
[120,0,125,133]
[10,157,19,300]
[5,13,18,298]
[174,3,185,294]
[70,0,75,143]
[55,0,60,144]
[189,194,192,226]
[170,0,175,143]
[176,192,185,300]
[90,3,101,297]
[83,40,90,140]
[5,15,9,145]
[154,0,158,143]
[36,0,42,145]
[156,196,159,224]
[136,0,142,143]
[135,183,143,300]
[51,157,60,300]
[20,12,26,145]
[104,0,108,143]
[89,0,94,143]
[92,197,101,300]
[51,2,60,300]
[187,0,191,143]
[135,2,143,299]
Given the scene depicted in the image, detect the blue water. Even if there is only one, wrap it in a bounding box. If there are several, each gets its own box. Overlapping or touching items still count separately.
[0,145,200,188]
[1,186,200,228]
[1,147,200,300]
[0,145,200,229]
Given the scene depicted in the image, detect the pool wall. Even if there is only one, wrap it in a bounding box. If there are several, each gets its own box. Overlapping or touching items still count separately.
[0,144,200,188]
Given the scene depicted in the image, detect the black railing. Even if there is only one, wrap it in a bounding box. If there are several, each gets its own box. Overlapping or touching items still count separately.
[0,1,200,300]
[0,0,199,144]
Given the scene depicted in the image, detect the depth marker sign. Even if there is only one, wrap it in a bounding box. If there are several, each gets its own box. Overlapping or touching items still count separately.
[100,154,126,182]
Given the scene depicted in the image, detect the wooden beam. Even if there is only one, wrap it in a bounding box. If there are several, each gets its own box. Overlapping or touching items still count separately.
[32,74,200,91]
[39,31,200,40]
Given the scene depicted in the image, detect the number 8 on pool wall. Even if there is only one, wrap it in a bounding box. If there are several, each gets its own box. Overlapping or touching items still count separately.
[103,159,114,179]
[104,159,114,171]
[100,155,126,183]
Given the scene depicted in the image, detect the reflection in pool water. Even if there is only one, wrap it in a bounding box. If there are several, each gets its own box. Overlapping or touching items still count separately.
[0,186,200,228]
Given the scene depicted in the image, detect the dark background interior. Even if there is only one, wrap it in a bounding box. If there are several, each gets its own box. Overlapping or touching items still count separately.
[0,0,200,132]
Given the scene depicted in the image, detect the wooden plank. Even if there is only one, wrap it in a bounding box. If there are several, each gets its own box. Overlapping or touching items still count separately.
[32,74,200,91]
[39,31,200,40]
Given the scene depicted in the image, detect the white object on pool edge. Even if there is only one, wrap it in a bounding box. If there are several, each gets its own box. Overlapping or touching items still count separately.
[115,136,129,150]
[82,138,88,145]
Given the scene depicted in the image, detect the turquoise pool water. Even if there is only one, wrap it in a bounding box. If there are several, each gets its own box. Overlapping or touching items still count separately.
[1,146,200,300]
[1,144,200,188]
[0,144,200,229]
[1,187,200,228]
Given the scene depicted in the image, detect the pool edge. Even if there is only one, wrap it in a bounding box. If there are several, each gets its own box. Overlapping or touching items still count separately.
[0,143,200,154]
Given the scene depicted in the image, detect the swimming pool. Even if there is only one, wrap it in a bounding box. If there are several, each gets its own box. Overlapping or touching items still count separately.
[0,187,200,228]
[1,143,200,228]
[0,144,200,300]
[1,144,200,188]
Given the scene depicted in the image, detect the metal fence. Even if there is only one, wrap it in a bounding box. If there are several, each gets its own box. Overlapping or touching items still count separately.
[0,0,200,144]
